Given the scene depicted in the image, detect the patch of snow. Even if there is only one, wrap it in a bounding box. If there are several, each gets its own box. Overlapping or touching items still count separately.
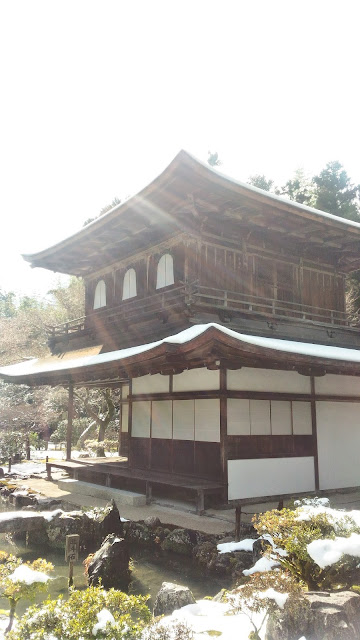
[9,564,50,585]
[0,509,63,523]
[294,497,330,508]
[156,598,267,640]
[217,539,255,554]
[92,608,115,636]
[307,533,360,569]
[2,461,46,475]
[243,556,280,576]
[258,588,289,609]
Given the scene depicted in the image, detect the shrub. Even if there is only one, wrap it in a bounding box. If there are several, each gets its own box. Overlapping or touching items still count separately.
[0,431,25,462]
[7,585,151,640]
[253,503,360,590]
[0,554,53,633]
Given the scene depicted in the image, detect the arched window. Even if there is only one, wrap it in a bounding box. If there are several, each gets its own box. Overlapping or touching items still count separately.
[156,253,174,289]
[122,268,137,300]
[93,279,106,309]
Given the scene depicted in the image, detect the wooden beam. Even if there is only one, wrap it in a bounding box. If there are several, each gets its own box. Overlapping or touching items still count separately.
[311,376,320,491]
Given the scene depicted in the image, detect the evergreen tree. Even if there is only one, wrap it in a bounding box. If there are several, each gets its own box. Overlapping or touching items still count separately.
[247,174,275,192]
[281,168,315,206]
[312,161,360,221]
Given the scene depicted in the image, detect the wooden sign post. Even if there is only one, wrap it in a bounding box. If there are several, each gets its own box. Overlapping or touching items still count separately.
[65,534,80,588]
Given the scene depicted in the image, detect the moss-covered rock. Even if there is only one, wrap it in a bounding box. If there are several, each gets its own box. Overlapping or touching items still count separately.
[161,529,194,556]
[124,522,155,545]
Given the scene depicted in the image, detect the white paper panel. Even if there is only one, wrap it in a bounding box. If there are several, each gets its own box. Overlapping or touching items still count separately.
[317,401,360,490]
[250,400,271,435]
[292,402,312,435]
[151,400,172,439]
[122,385,130,400]
[227,368,310,393]
[173,368,220,392]
[271,401,292,435]
[315,374,360,397]
[173,400,194,440]
[227,399,251,435]
[121,404,129,433]
[194,399,220,442]
[228,457,315,500]
[132,374,169,395]
[131,401,151,437]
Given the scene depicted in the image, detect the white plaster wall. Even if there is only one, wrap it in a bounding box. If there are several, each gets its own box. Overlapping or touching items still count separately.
[227,368,310,393]
[194,399,220,442]
[152,400,172,439]
[315,374,360,397]
[271,401,292,435]
[227,399,251,435]
[173,400,194,440]
[317,401,360,490]
[173,368,220,392]
[121,404,129,433]
[293,402,312,435]
[131,401,151,437]
[228,457,315,500]
[250,400,271,435]
[132,374,170,395]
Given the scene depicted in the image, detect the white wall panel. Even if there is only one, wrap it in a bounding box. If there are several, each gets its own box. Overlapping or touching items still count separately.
[132,401,151,437]
[271,401,292,435]
[152,401,172,439]
[293,402,312,435]
[227,399,251,435]
[132,374,169,395]
[315,374,360,397]
[250,400,271,435]
[227,368,310,393]
[228,457,315,500]
[194,399,220,442]
[317,401,360,490]
[173,368,220,392]
[121,404,129,433]
[173,400,194,440]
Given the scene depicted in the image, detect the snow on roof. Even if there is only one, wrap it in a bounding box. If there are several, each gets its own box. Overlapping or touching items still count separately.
[23,150,360,260]
[2,323,360,380]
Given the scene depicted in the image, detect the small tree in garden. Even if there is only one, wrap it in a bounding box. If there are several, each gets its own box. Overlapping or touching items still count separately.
[253,505,360,590]
[0,553,53,633]
[226,571,302,640]
[7,585,151,640]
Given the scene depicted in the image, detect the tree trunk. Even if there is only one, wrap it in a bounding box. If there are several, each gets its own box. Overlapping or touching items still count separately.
[5,598,17,634]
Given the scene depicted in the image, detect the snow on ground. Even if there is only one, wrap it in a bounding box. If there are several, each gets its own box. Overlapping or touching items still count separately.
[0,509,63,523]
[258,588,288,609]
[154,599,267,640]
[243,556,280,576]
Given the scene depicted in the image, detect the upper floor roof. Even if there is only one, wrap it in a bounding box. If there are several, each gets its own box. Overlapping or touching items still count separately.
[23,150,360,276]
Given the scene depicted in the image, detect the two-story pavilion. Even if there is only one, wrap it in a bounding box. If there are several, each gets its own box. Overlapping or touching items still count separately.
[2,150,360,507]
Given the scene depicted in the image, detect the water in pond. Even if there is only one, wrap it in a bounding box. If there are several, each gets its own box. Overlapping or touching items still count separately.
[0,503,233,615]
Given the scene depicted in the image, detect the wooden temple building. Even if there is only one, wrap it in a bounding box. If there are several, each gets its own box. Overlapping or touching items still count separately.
[2,150,360,511]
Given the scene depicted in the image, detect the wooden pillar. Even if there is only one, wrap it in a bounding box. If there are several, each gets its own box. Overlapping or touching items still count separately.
[66,382,74,461]
[219,368,228,502]
[310,376,320,491]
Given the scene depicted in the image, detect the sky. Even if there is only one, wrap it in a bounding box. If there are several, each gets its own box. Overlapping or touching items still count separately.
[0,0,359,299]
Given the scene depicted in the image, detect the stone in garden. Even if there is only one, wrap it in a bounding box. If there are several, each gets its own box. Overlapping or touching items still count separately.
[161,528,195,556]
[86,533,130,590]
[0,468,4,478]
[153,582,196,616]
[266,590,360,640]
[144,516,161,528]
[97,499,123,541]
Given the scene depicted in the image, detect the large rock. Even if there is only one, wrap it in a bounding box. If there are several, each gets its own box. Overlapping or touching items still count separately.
[97,499,124,540]
[46,510,95,550]
[86,533,130,590]
[161,528,200,556]
[266,590,360,640]
[153,582,196,617]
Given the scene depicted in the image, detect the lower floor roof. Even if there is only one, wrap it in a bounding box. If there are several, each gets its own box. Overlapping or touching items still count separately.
[1,323,360,387]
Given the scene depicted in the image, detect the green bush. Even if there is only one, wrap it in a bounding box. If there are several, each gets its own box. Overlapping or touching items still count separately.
[253,505,360,590]
[0,431,25,462]
[7,585,151,640]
